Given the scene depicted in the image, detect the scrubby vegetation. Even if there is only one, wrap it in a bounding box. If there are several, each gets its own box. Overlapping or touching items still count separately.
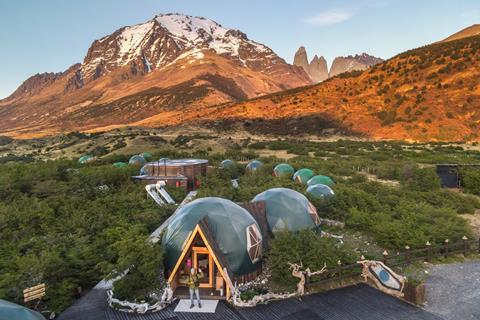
[1,138,480,311]
[268,231,356,291]
[0,161,174,312]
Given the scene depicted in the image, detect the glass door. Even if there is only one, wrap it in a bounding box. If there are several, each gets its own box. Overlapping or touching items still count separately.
[193,247,213,287]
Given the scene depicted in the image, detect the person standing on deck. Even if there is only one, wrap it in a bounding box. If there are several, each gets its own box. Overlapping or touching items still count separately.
[188,267,203,308]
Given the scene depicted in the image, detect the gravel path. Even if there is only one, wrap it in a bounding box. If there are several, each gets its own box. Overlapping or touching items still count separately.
[425,260,480,319]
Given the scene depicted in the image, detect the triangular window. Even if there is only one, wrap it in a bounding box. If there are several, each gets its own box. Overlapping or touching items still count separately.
[246,224,262,263]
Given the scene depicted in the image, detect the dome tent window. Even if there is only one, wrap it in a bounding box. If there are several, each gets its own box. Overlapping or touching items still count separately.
[246,224,262,263]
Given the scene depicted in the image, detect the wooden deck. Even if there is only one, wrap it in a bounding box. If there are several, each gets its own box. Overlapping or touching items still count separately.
[174,286,226,300]
[58,284,444,320]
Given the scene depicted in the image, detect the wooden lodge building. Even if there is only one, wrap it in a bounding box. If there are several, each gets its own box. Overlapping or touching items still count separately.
[133,159,209,191]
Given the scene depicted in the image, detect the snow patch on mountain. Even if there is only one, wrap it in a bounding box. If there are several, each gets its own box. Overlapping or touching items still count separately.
[117,21,154,64]
[79,13,292,84]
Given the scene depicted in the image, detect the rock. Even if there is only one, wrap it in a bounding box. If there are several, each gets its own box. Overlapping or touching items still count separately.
[309,55,329,82]
[293,46,310,75]
[329,53,383,77]
[293,47,329,83]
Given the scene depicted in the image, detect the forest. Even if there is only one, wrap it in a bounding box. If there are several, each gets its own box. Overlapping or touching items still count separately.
[1,138,480,312]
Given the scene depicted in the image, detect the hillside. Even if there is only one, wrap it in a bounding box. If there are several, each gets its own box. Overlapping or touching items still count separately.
[179,34,480,141]
[0,14,310,138]
[441,24,480,43]
[1,22,479,141]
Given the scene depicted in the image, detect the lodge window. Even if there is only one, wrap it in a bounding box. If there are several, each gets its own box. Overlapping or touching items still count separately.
[246,224,262,263]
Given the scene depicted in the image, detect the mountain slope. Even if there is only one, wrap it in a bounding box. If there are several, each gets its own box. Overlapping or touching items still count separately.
[0,14,310,138]
[181,34,480,141]
[441,24,480,43]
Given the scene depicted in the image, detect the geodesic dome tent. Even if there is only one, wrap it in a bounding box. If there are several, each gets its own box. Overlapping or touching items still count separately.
[307,184,335,199]
[78,155,94,164]
[129,154,146,166]
[246,160,263,173]
[112,161,128,168]
[141,152,153,160]
[162,197,263,276]
[307,175,335,187]
[220,159,235,169]
[0,299,45,320]
[293,168,315,184]
[252,188,320,233]
[273,163,294,178]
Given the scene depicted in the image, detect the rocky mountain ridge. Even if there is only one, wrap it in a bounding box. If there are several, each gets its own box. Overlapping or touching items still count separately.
[293,47,383,82]
[0,13,311,137]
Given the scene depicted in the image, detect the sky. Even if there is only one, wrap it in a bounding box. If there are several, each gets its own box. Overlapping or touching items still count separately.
[0,0,479,99]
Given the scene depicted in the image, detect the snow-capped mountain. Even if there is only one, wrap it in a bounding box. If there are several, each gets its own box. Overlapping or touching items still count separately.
[0,14,310,138]
[81,14,289,84]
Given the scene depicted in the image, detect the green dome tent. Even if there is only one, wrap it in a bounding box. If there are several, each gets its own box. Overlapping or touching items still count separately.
[112,162,128,168]
[252,188,320,233]
[141,152,153,160]
[246,160,263,173]
[78,155,94,164]
[0,299,45,320]
[307,175,335,187]
[129,154,146,166]
[293,168,315,184]
[220,159,235,169]
[307,184,335,199]
[162,197,262,276]
[273,163,294,178]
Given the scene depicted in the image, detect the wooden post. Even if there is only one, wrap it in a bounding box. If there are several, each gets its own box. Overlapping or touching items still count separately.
[444,239,449,258]
[305,272,310,292]
[337,260,342,281]
[382,250,389,265]
[426,241,432,262]
[463,236,469,256]
[478,237,480,254]
[405,246,411,265]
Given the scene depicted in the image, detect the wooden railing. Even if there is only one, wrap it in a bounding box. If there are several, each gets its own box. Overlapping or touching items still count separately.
[306,237,480,290]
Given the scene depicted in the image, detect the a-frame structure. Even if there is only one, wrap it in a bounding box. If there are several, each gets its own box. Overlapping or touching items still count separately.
[167,219,234,299]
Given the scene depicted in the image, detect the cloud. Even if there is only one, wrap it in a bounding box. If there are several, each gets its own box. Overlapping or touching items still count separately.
[305,8,355,26]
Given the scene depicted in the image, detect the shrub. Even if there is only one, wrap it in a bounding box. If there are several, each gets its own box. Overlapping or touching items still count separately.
[402,167,441,191]
[347,201,472,249]
[109,233,164,302]
[461,168,480,195]
[267,230,356,290]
